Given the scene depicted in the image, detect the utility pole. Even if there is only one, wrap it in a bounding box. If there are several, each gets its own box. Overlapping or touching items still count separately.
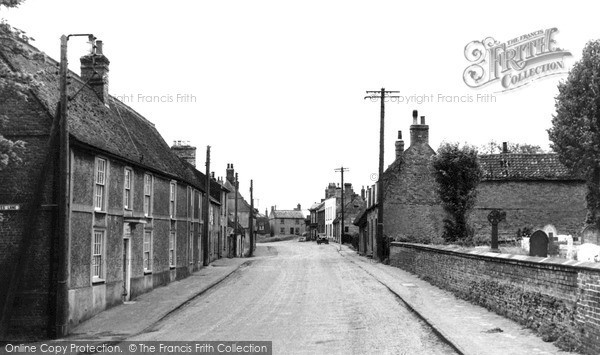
[334,166,349,251]
[234,172,239,256]
[249,179,254,257]
[365,88,399,260]
[203,146,210,266]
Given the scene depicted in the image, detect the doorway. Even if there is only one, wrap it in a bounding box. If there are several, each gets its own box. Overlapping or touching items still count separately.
[122,225,132,302]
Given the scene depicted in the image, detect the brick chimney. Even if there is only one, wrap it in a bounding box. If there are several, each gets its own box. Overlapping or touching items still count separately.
[361,186,365,200]
[296,203,301,211]
[171,140,197,167]
[409,109,429,146]
[395,130,404,160]
[343,183,353,201]
[502,142,508,153]
[80,40,110,104]
[226,164,235,183]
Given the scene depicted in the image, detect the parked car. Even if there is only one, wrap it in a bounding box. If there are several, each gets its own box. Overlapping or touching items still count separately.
[316,236,329,245]
[298,236,306,242]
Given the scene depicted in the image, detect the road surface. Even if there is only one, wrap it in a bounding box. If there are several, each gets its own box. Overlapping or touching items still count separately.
[130,240,457,354]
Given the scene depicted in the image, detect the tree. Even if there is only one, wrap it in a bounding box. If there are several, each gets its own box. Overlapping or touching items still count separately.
[479,141,546,154]
[0,0,29,171]
[548,39,600,226]
[432,142,482,244]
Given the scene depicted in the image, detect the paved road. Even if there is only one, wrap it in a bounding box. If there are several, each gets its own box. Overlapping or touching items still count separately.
[130,240,457,354]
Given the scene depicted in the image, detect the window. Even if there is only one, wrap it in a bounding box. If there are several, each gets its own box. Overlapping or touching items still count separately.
[169,231,176,268]
[144,174,153,216]
[295,219,299,225]
[345,226,349,233]
[280,219,285,224]
[280,227,285,233]
[170,182,177,218]
[124,168,132,210]
[190,189,195,219]
[143,231,152,272]
[94,158,107,211]
[92,230,104,281]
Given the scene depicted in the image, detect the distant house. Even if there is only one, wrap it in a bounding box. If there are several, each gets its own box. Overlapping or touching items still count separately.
[255,210,271,238]
[269,205,306,236]
[380,109,586,246]
[222,164,254,255]
[308,202,323,239]
[0,40,230,338]
[472,151,586,241]
[332,184,365,242]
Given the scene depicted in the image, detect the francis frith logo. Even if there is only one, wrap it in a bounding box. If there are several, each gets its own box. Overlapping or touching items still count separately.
[463,28,571,92]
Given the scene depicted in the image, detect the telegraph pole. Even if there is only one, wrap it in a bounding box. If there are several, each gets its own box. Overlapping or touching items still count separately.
[334,166,349,251]
[203,146,210,266]
[364,88,399,260]
[249,179,254,257]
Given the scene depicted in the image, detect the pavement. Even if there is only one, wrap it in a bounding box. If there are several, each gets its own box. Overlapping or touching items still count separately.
[51,242,577,354]
[65,257,253,342]
[337,244,577,355]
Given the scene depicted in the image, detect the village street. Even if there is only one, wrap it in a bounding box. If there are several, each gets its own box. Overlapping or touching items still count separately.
[128,241,456,354]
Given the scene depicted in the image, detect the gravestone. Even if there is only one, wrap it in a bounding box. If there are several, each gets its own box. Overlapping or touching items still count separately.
[529,230,548,257]
[582,225,600,245]
[488,209,506,253]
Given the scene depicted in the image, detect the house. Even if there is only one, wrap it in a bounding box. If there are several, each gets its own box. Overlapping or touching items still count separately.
[354,184,379,256]
[331,184,365,242]
[308,202,323,240]
[472,148,586,241]
[380,109,586,245]
[269,205,305,236]
[0,39,230,339]
[222,164,254,256]
[255,209,271,238]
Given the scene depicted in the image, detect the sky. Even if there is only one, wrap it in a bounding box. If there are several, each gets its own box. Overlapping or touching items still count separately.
[2,0,599,215]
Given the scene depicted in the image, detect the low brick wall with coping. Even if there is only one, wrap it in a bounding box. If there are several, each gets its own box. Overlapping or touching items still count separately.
[390,242,600,354]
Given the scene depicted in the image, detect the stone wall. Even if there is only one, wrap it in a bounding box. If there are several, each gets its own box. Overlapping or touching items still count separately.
[390,242,600,354]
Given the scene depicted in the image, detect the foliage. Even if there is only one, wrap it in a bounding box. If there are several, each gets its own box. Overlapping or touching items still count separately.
[479,141,546,154]
[0,0,30,171]
[432,143,482,244]
[516,227,532,239]
[548,39,600,226]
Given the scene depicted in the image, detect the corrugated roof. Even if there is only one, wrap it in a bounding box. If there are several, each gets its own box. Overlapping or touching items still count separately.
[272,210,305,219]
[2,42,226,194]
[479,153,582,181]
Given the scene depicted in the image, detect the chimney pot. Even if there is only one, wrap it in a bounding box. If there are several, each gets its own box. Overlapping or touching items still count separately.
[398,130,402,139]
[502,142,508,153]
[412,110,418,124]
[420,116,425,125]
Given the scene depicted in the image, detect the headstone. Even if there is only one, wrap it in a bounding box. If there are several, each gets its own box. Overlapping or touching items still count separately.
[529,230,548,257]
[521,237,530,253]
[577,243,600,262]
[582,225,600,245]
[557,235,575,260]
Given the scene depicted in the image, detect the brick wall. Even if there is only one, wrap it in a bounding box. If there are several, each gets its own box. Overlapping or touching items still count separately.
[390,242,600,354]
[471,181,587,242]
[383,144,444,243]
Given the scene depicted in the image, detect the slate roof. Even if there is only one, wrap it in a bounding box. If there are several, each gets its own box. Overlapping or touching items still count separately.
[271,210,305,219]
[479,153,583,181]
[1,41,225,194]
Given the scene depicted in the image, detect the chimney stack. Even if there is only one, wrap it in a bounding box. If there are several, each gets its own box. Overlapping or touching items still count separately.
[361,186,365,200]
[395,130,404,160]
[80,39,110,104]
[502,142,508,153]
[226,164,234,183]
[410,109,429,146]
[171,140,197,167]
[296,203,301,211]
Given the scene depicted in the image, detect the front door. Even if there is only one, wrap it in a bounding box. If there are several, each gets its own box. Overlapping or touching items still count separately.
[122,225,132,301]
[290,227,294,235]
